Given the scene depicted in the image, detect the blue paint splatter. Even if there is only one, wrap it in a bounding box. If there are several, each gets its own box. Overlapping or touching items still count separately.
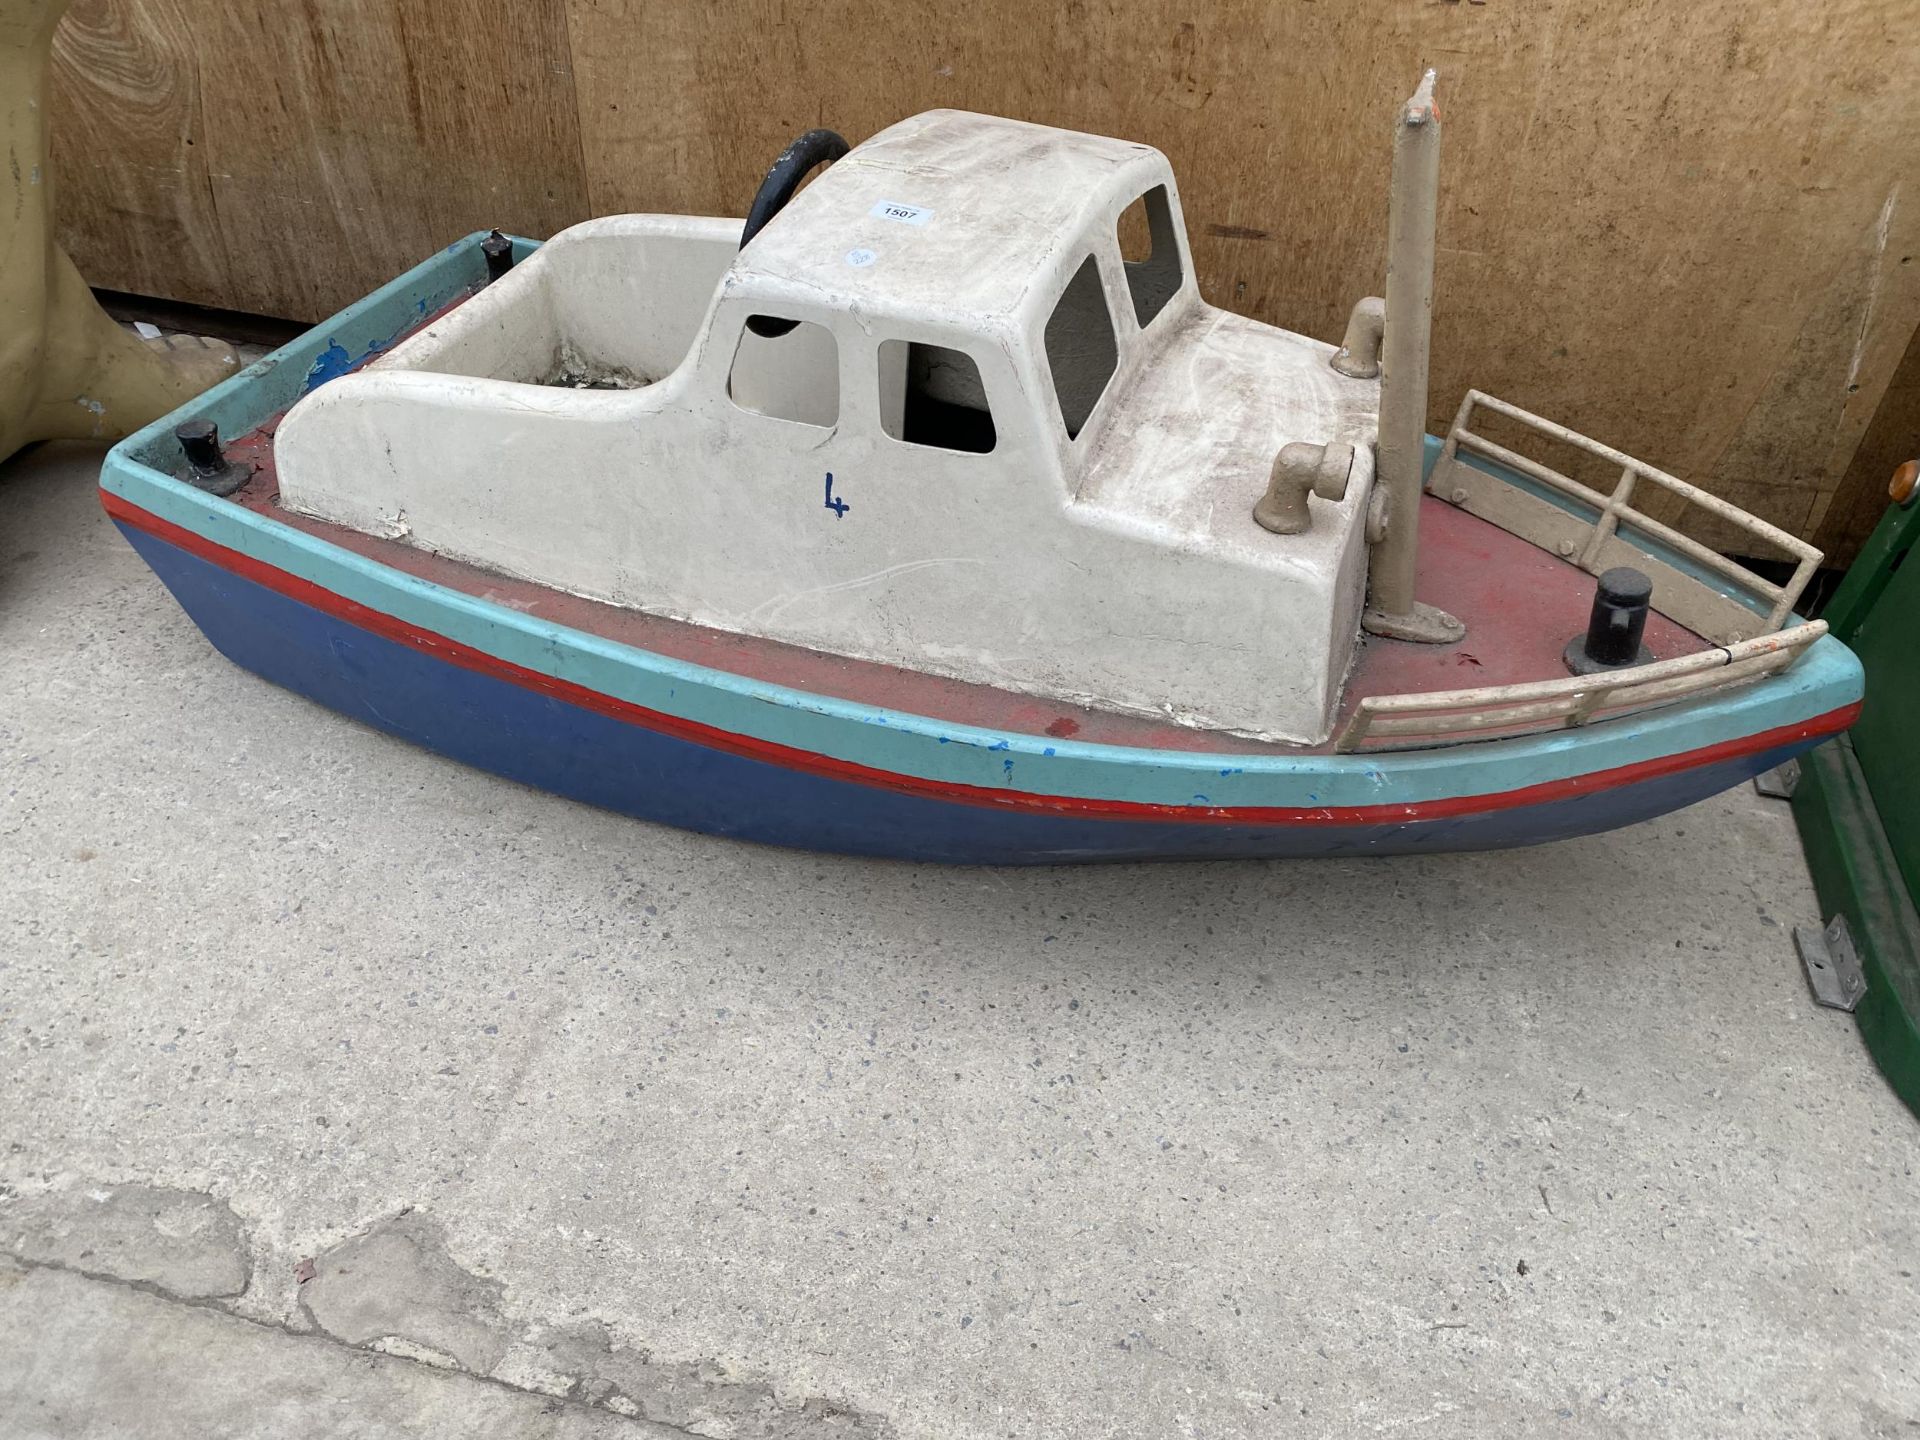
[305,340,353,391]
[1042,746,1056,757]
[824,472,849,518]
[1191,794,1210,805]
[988,739,1011,752]
[1003,758,1015,777]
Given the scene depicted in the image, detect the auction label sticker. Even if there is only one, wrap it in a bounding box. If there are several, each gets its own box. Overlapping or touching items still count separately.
[870,201,933,226]
[845,247,878,268]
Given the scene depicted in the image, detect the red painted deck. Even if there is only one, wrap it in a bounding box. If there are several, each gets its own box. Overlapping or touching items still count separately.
[1372,499,1708,697]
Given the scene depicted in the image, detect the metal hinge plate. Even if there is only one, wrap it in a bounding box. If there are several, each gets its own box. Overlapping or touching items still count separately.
[1754,759,1801,799]
[1793,914,1868,1012]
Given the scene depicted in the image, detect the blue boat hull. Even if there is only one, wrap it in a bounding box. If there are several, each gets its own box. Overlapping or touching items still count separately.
[120,521,1830,864]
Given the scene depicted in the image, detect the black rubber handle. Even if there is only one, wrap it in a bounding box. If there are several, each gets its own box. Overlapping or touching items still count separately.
[741,128,850,338]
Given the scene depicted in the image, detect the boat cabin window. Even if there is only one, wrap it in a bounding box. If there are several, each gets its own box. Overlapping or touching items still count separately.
[727,316,839,428]
[877,340,997,454]
[1043,255,1119,441]
[1118,185,1181,330]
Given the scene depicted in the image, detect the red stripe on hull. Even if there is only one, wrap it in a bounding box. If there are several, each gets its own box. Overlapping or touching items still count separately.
[103,491,1859,827]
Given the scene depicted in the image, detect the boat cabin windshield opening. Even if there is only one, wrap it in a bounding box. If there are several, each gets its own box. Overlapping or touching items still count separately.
[1043,255,1120,441]
[727,316,839,428]
[1118,184,1182,330]
[878,340,997,454]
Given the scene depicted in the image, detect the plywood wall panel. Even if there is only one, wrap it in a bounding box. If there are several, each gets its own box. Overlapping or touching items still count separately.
[53,0,591,321]
[1821,322,1920,557]
[48,0,232,307]
[201,0,592,321]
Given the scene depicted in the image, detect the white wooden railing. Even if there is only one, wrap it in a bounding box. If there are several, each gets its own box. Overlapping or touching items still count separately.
[1430,390,1819,645]
[1335,392,1827,753]
[1335,620,1827,753]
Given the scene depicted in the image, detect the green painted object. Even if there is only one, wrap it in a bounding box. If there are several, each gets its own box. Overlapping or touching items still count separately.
[1792,479,1920,1117]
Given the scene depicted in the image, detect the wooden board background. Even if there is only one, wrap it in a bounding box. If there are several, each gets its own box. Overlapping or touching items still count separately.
[46,0,1920,560]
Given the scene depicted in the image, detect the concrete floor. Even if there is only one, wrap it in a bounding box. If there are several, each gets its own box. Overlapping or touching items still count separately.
[3,440,1918,1439]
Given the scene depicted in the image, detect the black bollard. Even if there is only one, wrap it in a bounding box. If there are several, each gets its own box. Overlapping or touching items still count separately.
[482,229,514,283]
[1564,566,1655,675]
[174,419,248,498]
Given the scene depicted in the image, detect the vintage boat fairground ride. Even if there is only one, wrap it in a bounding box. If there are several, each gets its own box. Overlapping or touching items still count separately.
[100,77,1862,863]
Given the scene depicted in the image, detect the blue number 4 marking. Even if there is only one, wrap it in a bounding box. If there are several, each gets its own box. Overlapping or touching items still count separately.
[824,472,849,518]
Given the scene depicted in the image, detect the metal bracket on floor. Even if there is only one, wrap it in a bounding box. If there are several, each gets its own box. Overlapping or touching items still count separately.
[1754,759,1801,799]
[1793,914,1868,1011]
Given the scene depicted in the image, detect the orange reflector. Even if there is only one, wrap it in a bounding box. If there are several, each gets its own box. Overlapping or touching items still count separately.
[1894,459,1920,506]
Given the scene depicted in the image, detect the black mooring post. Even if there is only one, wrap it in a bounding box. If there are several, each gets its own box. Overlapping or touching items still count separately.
[174,418,247,498]
[175,418,222,473]
[482,229,514,283]
[1565,566,1655,675]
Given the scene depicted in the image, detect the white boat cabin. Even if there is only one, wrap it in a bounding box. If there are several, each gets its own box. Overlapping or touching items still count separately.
[275,110,1384,743]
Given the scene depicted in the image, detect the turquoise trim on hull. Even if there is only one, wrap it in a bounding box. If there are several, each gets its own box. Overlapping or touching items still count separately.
[101,232,1863,827]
